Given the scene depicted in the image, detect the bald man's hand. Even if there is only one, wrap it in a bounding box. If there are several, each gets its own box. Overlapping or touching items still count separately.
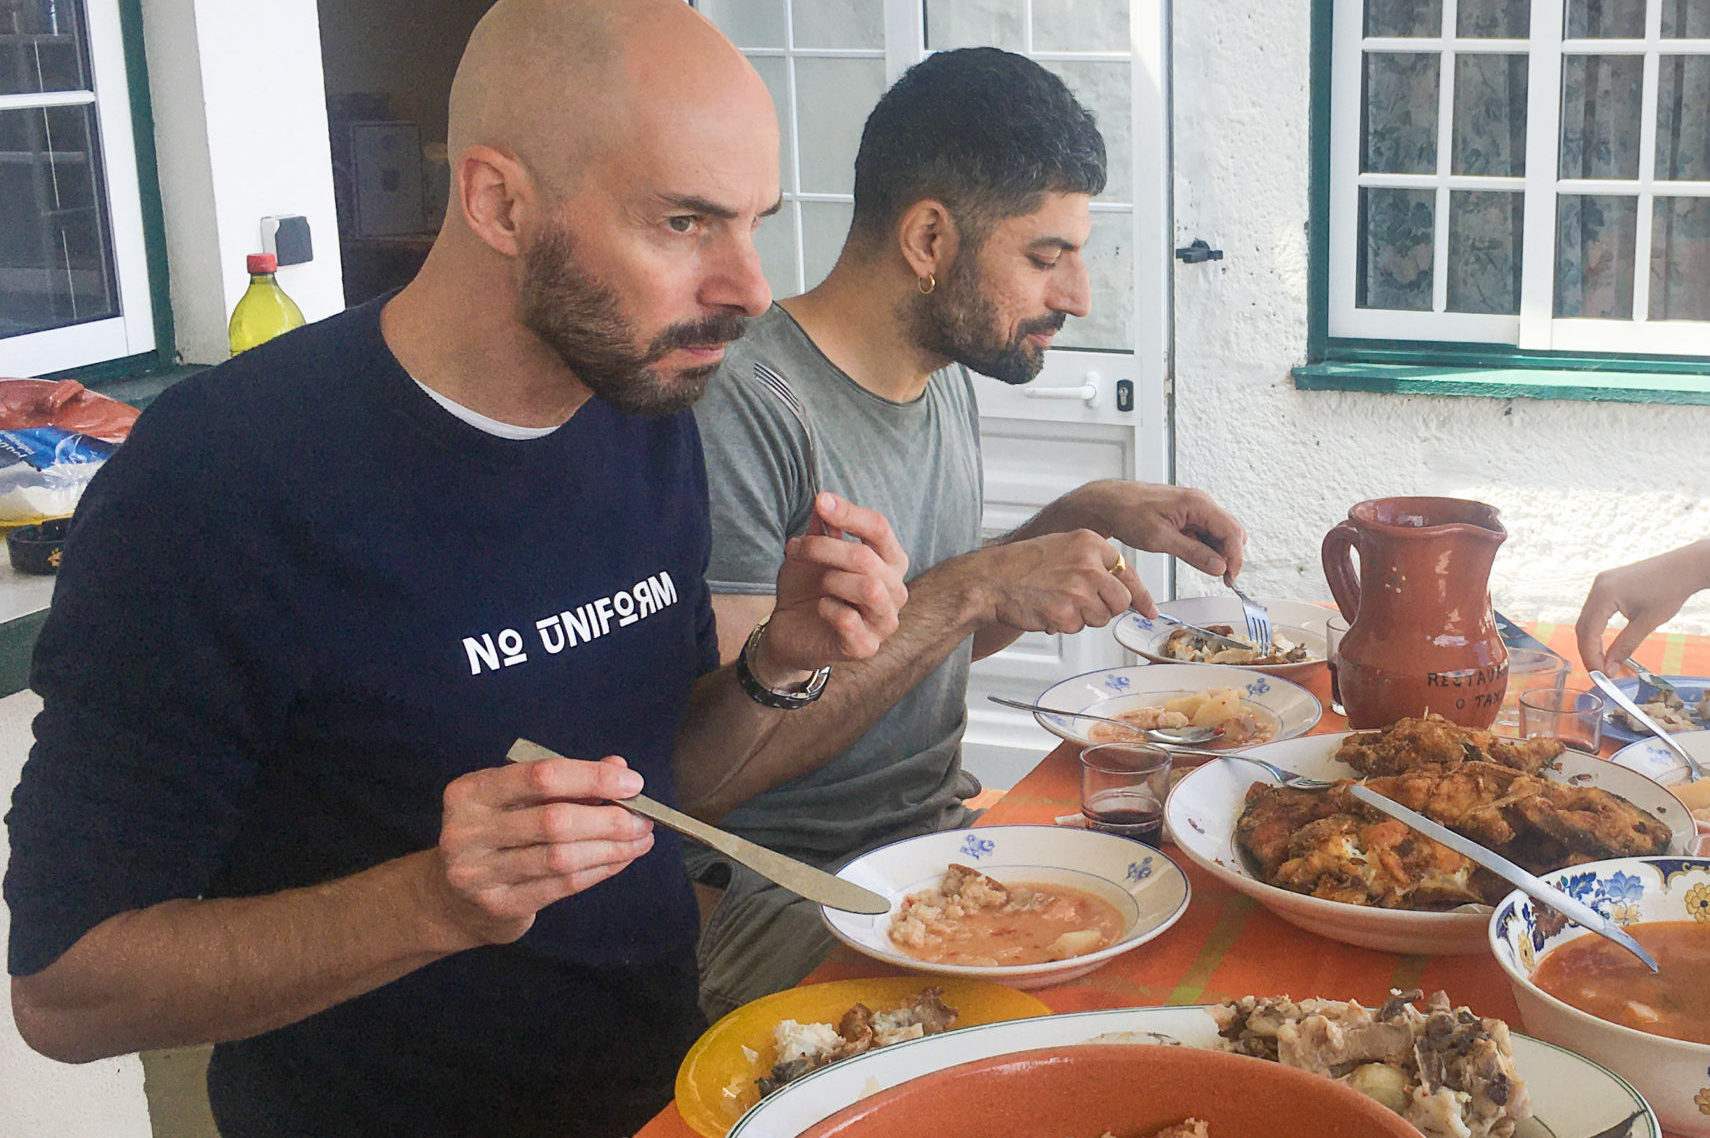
[755,493,908,679]
[1576,540,1710,673]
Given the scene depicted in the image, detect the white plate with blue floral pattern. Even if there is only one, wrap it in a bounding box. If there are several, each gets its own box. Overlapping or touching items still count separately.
[819,824,1190,989]
[1490,855,1710,1136]
[728,1003,1659,1138]
[1032,662,1322,749]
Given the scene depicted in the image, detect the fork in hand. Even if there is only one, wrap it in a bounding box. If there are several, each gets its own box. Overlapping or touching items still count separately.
[753,362,822,503]
[1228,581,1272,650]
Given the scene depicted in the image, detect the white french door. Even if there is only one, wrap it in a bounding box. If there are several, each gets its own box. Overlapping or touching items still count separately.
[697,0,1174,788]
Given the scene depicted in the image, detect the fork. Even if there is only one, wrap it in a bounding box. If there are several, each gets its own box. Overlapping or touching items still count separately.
[1217,752,1334,789]
[1228,581,1272,649]
[1624,657,1682,703]
[753,362,822,502]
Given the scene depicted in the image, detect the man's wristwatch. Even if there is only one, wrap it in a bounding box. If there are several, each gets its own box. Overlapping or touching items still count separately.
[736,616,830,709]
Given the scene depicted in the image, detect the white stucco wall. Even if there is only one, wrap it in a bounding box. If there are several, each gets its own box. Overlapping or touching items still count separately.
[1169,1,1710,647]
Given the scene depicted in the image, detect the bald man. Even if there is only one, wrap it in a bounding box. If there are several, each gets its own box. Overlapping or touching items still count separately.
[3,3,905,1135]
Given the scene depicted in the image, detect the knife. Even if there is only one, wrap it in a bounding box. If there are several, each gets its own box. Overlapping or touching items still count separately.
[506,739,891,915]
[1491,609,1554,654]
[1151,611,1257,653]
[1587,670,1708,782]
[1347,783,1657,972]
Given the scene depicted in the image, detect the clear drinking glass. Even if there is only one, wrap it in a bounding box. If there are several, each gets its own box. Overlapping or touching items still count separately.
[1492,647,1571,738]
[1520,687,1604,752]
[1079,742,1172,844]
[1325,614,1350,717]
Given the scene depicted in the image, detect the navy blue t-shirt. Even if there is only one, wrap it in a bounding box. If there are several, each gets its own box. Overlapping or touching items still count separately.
[5,297,719,1136]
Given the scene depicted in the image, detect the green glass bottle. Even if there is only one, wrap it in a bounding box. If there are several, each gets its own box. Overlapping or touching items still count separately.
[227,253,305,355]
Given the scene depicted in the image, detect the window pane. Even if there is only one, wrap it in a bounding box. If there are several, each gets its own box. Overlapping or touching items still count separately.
[793,57,887,195]
[747,56,794,193]
[1661,0,1710,36]
[1044,60,1131,203]
[1358,187,1436,311]
[1566,0,1647,37]
[1555,195,1636,317]
[1363,52,1440,174]
[0,103,119,338]
[925,1,1025,51]
[800,200,853,291]
[1366,0,1442,37]
[1559,55,1644,179]
[1458,0,1530,38]
[791,0,883,50]
[0,0,91,96]
[1656,55,1710,181]
[1650,198,1710,320]
[696,0,786,49]
[1453,54,1527,175]
[1032,0,1128,53]
[1448,191,1523,313]
[1057,209,1132,351]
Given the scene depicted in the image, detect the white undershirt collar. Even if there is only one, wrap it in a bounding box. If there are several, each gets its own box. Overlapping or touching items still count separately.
[411,378,560,440]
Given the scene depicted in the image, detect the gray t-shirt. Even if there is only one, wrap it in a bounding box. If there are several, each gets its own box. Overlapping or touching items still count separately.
[695,304,984,864]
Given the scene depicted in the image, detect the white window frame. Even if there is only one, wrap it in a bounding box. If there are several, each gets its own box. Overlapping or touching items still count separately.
[0,0,155,377]
[1327,0,1710,356]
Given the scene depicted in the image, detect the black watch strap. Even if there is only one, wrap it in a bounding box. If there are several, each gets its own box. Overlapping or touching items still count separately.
[736,617,830,709]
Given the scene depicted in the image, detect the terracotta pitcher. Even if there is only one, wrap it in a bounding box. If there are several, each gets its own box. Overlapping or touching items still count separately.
[1321,497,1509,729]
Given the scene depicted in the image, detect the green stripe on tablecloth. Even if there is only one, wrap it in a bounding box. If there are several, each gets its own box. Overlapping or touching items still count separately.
[1166,893,1257,1005]
[1659,634,1688,675]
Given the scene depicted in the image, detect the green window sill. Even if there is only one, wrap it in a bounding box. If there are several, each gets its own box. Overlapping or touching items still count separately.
[1293,363,1710,406]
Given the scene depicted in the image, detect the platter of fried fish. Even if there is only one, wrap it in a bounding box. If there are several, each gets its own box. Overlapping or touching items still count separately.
[1164,716,1696,954]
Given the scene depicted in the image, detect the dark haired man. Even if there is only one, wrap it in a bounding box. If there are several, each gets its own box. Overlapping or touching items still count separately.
[680,47,1247,1019]
[5,3,907,1136]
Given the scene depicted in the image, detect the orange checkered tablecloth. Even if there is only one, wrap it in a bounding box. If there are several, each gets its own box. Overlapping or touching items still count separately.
[638,628,1709,1138]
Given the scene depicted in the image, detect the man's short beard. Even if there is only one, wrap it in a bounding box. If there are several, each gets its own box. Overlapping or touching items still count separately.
[519,221,748,416]
[909,251,1066,386]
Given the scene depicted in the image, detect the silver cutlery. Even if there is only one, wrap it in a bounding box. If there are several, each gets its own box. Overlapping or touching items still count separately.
[753,362,822,502]
[1149,611,1259,654]
[1212,752,1334,789]
[1589,669,1706,783]
[986,696,1222,744]
[1348,783,1659,972]
[1624,657,1680,703]
[1228,581,1272,649]
[506,739,890,914]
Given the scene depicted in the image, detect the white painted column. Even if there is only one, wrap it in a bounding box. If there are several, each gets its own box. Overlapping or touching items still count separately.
[139,0,345,365]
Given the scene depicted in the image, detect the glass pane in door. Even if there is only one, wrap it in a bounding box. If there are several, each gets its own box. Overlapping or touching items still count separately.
[792,0,884,49]
[1457,0,1530,38]
[1357,187,1436,310]
[1366,0,1443,38]
[1059,210,1132,351]
[793,57,886,195]
[0,103,119,337]
[925,1,1025,51]
[1649,197,1710,320]
[1554,194,1637,317]
[1447,190,1523,313]
[1032,0,1129,53]
[1044,60,1131,203]
[0,0,91,95]
[695,0,786,48]
[747,55,795,192]
[1566,0,1647,37]
[754,203,800,297]
[1452,54,1527,175]
[1559,55,1644,179]
[801,200,854,291]
[1661,0,1710,36]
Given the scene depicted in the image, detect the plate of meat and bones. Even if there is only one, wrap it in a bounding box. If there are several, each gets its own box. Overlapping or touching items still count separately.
[680,981,1657,1138]
[1163,714,1698,955]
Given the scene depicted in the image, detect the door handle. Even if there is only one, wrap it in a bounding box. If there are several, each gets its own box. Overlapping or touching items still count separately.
[1023,371,1099,403]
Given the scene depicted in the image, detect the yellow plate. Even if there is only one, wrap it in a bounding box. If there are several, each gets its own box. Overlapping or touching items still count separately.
[674,977,1050,1137]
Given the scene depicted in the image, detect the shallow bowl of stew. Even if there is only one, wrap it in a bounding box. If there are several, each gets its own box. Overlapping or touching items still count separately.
[1488,855,1710,1136]
[821,825,1191,989]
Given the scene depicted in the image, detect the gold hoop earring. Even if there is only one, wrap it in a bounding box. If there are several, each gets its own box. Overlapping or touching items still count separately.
[917,273,936,295]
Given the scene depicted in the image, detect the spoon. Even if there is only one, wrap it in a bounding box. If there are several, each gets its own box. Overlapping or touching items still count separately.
[1589,669,1707,782]
[1349,784,1658,973]
[985,695,1223,745]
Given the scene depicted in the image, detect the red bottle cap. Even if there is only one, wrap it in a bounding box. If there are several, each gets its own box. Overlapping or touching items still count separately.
[246,253,278,274]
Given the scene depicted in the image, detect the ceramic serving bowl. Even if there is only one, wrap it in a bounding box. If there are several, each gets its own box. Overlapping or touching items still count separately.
[1610,731,1710,841]
[820,825,1190,990]
[798,1043,1422,1138]
[1166,734,1698,955]
[1111,596,1333,682]
[1031,662,1321,750]
[1489,856,1710,1137]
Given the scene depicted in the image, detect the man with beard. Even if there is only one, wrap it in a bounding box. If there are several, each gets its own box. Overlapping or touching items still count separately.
[5,3,907,1136]
[680,47,1248,1020]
